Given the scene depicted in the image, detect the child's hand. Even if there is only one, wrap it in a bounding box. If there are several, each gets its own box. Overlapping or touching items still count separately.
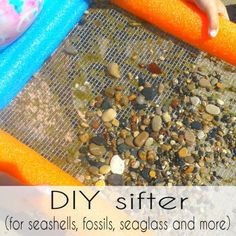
[190,0,229,37]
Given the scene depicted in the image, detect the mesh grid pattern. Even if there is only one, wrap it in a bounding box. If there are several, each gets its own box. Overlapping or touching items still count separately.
[0,3,235,183]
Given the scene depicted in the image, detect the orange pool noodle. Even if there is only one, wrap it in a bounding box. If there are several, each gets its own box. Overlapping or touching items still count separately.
[112,0,236,66]
[0,130,82,186]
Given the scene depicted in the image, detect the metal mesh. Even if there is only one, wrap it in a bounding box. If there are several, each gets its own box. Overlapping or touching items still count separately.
[0,2,235,184]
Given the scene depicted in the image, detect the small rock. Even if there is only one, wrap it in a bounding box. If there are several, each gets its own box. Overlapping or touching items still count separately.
[184,156,195,164]
[125,136,135,147]
[112,119,120,127]
[95,180,106,186]
[178,147,189,158]
[202,113,214,122]
[145,137,154,147]
[149,170,156,178]
[184,130,196,146]
[191,121,203,130]
[152,115,162,132]
[216,99,224,106]
[162,112,171,123]
[89,143,106,156]
[99,165,111,175]
[197,131,205,140]
[158,83,165,94]
[107,174,123,186]
[117,144,130,154]
[90,136,106,146]
[110,155,125,174]
[104,87,115,98]
[206,104,221,115]
[102,108,117,122]
[136,95,146,105]
[89,166,99,175]
[107,62,121,79]
[138,150,147,161]
[141,87,156,101]
[190,96,201,106]
[120,96,129,106]
[79,133,90,143]
[101,99,112,110]
[64,45,78,55]
[199,78,212,88]
[134,131,149,147]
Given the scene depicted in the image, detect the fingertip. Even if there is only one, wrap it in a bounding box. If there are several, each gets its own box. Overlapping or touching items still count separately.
[208,28,218,38]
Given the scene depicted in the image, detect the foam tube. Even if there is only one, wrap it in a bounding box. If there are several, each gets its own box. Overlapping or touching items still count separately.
[0,130,83,185]
[112,0,236,66]
[0,0,89,110]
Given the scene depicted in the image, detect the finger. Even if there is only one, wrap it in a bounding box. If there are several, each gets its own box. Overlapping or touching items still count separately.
[217,2,229,20]
[205,3,219,37]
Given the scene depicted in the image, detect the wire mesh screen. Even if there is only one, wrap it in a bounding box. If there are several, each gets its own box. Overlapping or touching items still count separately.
[0,2,235,185]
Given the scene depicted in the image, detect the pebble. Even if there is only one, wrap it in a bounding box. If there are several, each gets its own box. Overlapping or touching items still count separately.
[79,133,90,143]
[110,155,125,175]
[125,136,135,147]
[138,150,147,161]
[158,83,165,94]
[184,156,195,164]
[145,137,154,147]
[89,143,106,156]
[107,62,121,79]
[197,131,205,140]
[152,115,162,132]
[107,174,123,186]
[202,113,214,122]
[184,130,196,146]
[112,119,120,127]
[101,99,112,110]
[149,170,156,178]
[95,180,106,187]
[120,96,129,106]
[117,144,130,154]
[216,99,224,106]
[191,121,203,130]
[64,45,78,55]
[141,87,156,101]
[162,112,171,123]
[105,87,115,98]
[90,136,106,146]
[190,96,201,106]
[134,131,149,147]
[178,147,189,158]
[136,95,146,105]
[99,165,111,175]
[102,109,117,122]
[199,78,212,88]
[89,166,99,175]
[206,104,221,115]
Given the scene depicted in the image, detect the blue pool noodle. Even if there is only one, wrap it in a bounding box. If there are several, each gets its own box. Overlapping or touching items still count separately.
[0,0,89,110]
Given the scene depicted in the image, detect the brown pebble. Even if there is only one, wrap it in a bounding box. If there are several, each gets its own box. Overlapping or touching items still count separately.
[112,119,120,127]
[79,133,90,143]
[138,150,147,161]
[134,131,149,147]
[184,130,196,146]
[178,147,189,158]
[199,78,212,88]
[107,62,121,79]
[99,165,111,175]
[128,94,137,101]
[105,87,115,98]
[89,143,106,156]
[125,136,135,148]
